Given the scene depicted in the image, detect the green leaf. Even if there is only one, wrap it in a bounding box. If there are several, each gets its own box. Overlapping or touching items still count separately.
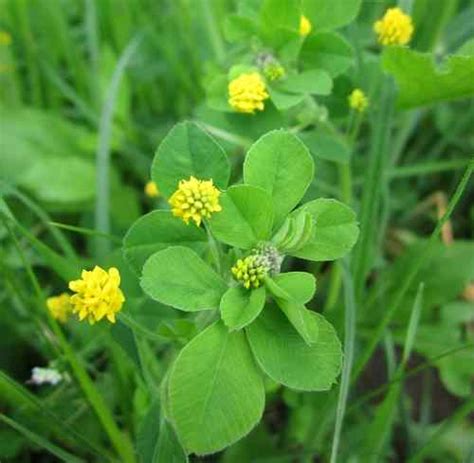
[299,129,351,164]
[206,75,232,112]
[152,122,230,198]
[19,157,95,205]
[244,130,314,225]
[300,32,354,77]
[247,305,342,390]
[153,419,188,463]
[275,70,333,95]
[169,322,265,455]
[302,0,361,30]
[383,47,474,109]
[220,286,266,331]
[209,185,274,249]
[273,272,316,304]
[123,211,207,274]
[268,88,306,111]
[265,277,319,345]
[291,199,359,261]
[140,246,227,312]
[260,0,300,47]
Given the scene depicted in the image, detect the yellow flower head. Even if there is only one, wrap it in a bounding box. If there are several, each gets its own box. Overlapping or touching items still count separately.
[231,255,269,290]
[348,88,369,112]
[228,72,269,114]
[299,15,312,36]
[0,31,12,46]
[47,293,72,323]
[69,266,125,324]
[169,176,222,226]
[145,180,160,198]
[374,7,414,46]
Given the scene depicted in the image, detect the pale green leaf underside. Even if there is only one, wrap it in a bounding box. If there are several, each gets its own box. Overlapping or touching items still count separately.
[123,211,207,274]
[140,246,227,312]
[169,322,265,455]
[291,198,359,261]
[247,306,342,391]
[209,185,274,249]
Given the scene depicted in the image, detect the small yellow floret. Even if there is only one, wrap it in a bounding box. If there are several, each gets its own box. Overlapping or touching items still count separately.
[299,15,312,36]
[264,63,286,81]
[348,89,369,112]
[231,256,268,290]
[145,180,160,198]
[69,266,125,324]
[0,31,12,46]
[169,176,222,226]
[374,7,414,46]
[228,72,269,114]
[46,293,72,323]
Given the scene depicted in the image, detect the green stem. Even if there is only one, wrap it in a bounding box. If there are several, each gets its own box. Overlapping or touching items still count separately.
[94,35,141,258]
[329,260,356,463]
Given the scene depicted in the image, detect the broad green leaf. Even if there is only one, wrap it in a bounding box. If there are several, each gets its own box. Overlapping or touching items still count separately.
[209,185,274,249]
[302,0,361,30]
[291,199,359,261]
[244,130,314,225]
[273,272,316,304]
[169,322,265,455]
[300,32,354,77]
[152,122,230,198]
[220,286,266,330]
[275,70,332,95]
[247,306,342,390]
[268,88,306,111]
[123,211,207,274]
[265,277,319,345]
[383,47,474,109]
[260,0,300,47]
[299,130,351,164]
[20,157,95,205]
[140,246,227,312]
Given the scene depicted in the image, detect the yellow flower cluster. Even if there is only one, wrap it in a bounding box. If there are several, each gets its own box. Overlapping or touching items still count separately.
[299,15,312,36]
[0,31,12,46]
[228,72,269,114]
[69,266,125,324]
[169,176,222,226]
[348,89,369,112]
[231,256,268,289]
[374,7,414,46]
[47,293,73,323]
[145,180,160,198]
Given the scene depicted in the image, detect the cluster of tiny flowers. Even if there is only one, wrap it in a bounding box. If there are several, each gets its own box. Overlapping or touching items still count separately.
[169,176,222,226]
[46,293,73,323]
[299,15,312,36]
[69,266,125,324]
[145,180,160,198]
[231,255,269,289]
[228,72,269,114]
[374,7,414,46]
[263,62,286,81]
[348,89,369,112]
